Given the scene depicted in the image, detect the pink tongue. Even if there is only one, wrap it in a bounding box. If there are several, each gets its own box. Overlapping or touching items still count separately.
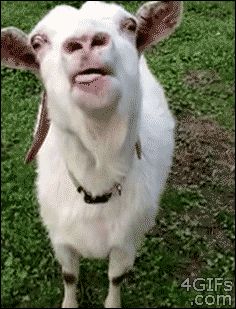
[75,73,101,83]
[74,74,108,95]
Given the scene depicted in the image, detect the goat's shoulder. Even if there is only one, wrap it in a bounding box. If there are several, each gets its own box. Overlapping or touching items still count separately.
[139,56,175,130]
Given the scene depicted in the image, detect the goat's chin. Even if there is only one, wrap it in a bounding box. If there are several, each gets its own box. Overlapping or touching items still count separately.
[71,77,121,111]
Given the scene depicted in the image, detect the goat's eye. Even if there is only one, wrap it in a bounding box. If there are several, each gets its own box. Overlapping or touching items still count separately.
[31,35,47,51]
[122,18,137,33]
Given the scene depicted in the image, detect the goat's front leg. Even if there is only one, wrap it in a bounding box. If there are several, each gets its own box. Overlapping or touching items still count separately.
[105,247,136,308]
[54,244,80,308]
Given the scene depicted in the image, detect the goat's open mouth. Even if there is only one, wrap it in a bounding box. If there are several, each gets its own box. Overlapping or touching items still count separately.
[73,68,110,84]
[79,68,108,76]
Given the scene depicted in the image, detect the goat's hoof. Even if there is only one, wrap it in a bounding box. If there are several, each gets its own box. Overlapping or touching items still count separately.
[104,297,121,308]
[62,299,78,308]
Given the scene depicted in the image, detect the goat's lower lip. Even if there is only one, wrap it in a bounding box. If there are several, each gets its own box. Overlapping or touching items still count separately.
[73,74,109,95]
[74,73,104,84]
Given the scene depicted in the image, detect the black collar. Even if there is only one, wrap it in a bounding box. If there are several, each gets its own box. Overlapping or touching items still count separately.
[68,168,123,204]
[77,183,122,204]
[67,140,142,204]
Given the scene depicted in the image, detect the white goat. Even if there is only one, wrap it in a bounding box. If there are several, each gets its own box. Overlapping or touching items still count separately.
[1,1,183,308]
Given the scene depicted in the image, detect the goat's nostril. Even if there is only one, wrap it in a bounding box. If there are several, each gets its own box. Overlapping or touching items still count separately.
[64,33,110,53]
[91,33,110,48]
[64,41,83,53]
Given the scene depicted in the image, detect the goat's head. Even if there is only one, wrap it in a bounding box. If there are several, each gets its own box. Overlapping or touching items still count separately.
[1,1,183,113]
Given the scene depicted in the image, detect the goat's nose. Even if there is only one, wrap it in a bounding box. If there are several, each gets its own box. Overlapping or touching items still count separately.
[63,33,111,53]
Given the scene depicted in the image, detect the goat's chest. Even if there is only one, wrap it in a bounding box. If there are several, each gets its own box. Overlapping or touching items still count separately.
[59,212,112,258]
[38,177,130,258]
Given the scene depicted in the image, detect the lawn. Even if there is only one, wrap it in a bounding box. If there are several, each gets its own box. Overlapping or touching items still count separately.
[1,1,235,308]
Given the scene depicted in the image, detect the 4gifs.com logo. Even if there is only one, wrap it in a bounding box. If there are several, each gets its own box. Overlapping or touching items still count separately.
[180,277,234,306]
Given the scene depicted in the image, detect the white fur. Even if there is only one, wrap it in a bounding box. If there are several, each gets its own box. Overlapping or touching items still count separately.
[37,55,175,258]
[35,3,176,308]
[3,1,181,307]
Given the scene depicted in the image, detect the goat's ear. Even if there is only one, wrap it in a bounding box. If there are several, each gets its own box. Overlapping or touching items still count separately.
[1,27,39,73]
[136,1,183,52]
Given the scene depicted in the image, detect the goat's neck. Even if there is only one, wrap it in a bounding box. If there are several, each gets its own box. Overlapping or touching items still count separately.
[54,105,140,195]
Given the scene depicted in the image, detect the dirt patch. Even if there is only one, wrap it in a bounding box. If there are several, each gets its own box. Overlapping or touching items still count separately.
[195,225,233,250]
[181,255,204,283]
[169,115,235,189]
[184,69,221,88]
[148,115,234,279]
[166,114,235,252]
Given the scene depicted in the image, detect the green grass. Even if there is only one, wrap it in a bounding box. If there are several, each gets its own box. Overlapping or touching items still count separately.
[1,1,235,308]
